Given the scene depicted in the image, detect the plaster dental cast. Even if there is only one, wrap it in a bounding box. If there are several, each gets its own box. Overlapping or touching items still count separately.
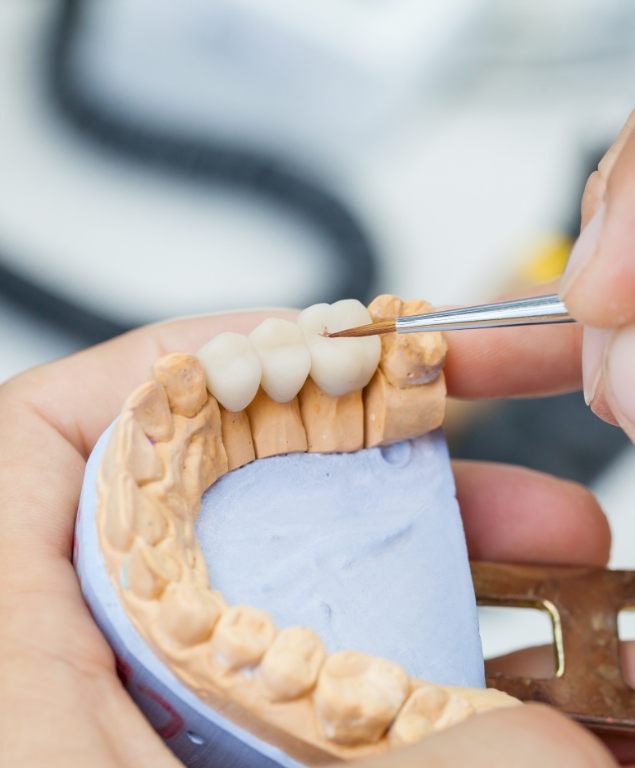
[3,107,635,768]
[77,295,515,767]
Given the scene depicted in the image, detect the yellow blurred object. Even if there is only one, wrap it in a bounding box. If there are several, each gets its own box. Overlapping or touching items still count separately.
[520,234,572,285]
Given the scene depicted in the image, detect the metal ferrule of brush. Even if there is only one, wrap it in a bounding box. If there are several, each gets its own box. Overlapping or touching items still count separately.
[396,294,573,334]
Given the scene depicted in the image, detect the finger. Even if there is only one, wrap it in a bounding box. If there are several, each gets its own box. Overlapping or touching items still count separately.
[453,460,611,566]
[581,327,619,426]
[488,643,635,765]
[602,736,635,767]
[488,640,635,685]
[599,109,635,180]
[444,277,582,400]
[351,705,616,768]
[561,108,635,327]
[1,629,181,768]
[4,309,295,458]
[581,170,608,229]
[444,318,582,399]
[559,109,635,440]
[486,644,555,679]
[580,110,635,229]
[604,326,635,443]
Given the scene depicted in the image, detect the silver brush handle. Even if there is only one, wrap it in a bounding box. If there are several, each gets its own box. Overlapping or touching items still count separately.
[396,294,573,333]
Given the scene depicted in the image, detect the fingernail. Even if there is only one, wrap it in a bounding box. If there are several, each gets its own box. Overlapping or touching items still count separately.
[605,325,635,439]
[582,327,610,405]
[560,202,605,299]
[588,380,620,426]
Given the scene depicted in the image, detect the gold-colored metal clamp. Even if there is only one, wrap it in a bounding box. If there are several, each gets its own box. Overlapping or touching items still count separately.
[472,561,635,734]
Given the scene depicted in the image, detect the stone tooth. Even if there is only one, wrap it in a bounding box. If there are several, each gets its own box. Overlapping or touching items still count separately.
[246,390,307,459]
[153,353,208,417]
[364,368,446,448]
[219,407,255,471]
[103,472,167,553]
[134,483,169,546]
[434,692,475,730]
[315,650,409,745]
[158,584,224,645]
[210,605,276,671]
[465,687,521,712]
[298,377,363,453]
[261,626,325,701]
[100,412,163,485]
[124,543,181,600]
[389,684,449,746]
[103,472,135,551]
[368,294,447,388]
[125,380,174,442]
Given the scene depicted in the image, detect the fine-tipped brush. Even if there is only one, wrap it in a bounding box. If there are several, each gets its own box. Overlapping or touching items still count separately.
[326,294,573,338]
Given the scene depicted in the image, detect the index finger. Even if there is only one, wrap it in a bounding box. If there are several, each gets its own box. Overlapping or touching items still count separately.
[4,309,295,458]
[445,317,581,399]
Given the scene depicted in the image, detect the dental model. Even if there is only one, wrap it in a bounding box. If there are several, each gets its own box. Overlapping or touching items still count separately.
[76,295,519,768]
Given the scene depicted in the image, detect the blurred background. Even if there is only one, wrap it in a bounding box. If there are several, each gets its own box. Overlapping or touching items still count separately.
[1,0,635,663]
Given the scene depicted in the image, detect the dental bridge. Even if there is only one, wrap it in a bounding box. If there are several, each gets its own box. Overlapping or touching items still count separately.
[83,293,635,767]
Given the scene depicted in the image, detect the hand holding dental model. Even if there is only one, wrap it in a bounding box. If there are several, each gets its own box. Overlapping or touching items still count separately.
[0,306,615,768]
[3,107,635,767]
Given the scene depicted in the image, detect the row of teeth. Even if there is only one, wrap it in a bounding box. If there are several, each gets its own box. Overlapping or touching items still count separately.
[197,299,381,411]
[143,577,514,748]
[98,330,516,759]
[116,514,516,749]
[106,497,517,754]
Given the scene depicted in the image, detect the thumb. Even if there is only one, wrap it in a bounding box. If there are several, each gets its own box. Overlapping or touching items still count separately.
[559,109,635,438]
[351,705,615,768]
[560,108,635,327]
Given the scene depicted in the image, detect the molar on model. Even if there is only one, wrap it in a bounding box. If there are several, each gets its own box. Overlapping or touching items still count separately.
[210,605,277,672]
[125,379,174,442]
[368,295,447,387]
[197,332,262,412]
[389,684,451,745]
[100,412,163,485]
[124,542,181,600]
[102,472,137,551]
[153,353,209,418]
[390,684,519,747]
[298,300,381,397]
[261,626,326,701]
[314,651,409,746]
[158,583,225,646]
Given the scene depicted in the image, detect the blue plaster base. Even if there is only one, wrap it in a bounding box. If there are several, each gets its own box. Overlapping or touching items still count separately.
[76,425,483,768]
